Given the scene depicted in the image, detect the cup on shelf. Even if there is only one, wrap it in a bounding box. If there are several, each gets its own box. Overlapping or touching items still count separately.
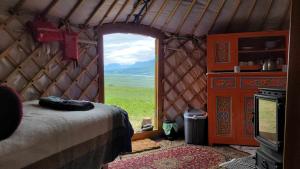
[234,66,240,73]
[248,61,254,66]
[282,65,288,72]
[239,61,246,66]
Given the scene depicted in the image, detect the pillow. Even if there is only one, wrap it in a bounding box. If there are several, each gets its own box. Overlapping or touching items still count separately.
[0,85,23,140]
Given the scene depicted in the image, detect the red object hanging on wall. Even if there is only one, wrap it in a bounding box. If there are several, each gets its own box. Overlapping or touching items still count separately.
[63,32,78,61]
[27,17,79,63]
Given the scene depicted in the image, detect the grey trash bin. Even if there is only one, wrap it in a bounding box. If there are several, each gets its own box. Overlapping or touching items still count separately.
[184,109,208,145]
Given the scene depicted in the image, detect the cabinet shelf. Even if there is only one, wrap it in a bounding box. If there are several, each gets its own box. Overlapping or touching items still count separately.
[240,65,261,71]
[238,48,286,54]
[207,30,288,72]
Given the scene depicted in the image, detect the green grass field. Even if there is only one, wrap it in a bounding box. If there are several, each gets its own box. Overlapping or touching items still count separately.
[104,74,155,132]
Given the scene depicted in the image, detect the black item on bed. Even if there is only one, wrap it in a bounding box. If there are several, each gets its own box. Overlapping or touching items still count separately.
[0,85,23,140]
[39,96,94,111]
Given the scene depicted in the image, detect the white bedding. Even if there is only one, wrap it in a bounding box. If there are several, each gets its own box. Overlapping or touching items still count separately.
[0,100,116,169]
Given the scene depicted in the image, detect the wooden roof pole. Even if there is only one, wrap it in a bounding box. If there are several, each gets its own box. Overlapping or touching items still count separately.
[191,0,212,35]
[207,0,226,34]
[112,0,130,23]
[175,0,197,34]
[225,0,241,32]
[125,0,143,23]
[243,0,257,30]
[149,0,169,27]
[64,0,85,21]
[83,0,105,26]
[279,0,291,29]
[41,0,60,17]
[139,0,155,23]
[98,0,118,26]
[260,0,274,30]
[9,0,27,14]
[161,0,182,31]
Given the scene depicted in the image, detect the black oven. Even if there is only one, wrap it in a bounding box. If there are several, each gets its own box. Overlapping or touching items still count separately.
[254,88,286,169]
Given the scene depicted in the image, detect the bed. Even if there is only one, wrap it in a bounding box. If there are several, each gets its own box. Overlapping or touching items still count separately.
[0,100,133,169]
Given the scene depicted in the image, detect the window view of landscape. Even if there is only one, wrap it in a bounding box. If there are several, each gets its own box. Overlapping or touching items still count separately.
[104,33,155,132]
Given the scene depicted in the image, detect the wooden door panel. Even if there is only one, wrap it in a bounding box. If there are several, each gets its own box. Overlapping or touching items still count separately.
[238,91,259,146]
[208,91,238,145]
[207,36,238,71]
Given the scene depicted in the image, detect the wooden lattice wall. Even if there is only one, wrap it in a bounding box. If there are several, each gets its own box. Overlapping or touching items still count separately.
[163,38,207,121]
[0,12,208,121]
[0,15,99,102]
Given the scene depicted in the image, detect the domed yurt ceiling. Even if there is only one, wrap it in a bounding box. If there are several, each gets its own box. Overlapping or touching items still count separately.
[0,0,291,36]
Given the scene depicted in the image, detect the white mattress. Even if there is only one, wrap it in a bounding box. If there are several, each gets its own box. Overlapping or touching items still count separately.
[0,100,116,169]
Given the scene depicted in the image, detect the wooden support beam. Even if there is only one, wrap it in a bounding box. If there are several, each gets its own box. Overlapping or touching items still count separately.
[98,0,118,26]
[161,0,182,30]
[279,0,291,29]
[9,0,27,15]
[139,0,155,23]
[97,32,104,103]
[243,0,257,30]
[41,47,88,97]
[125,0,143,23]
[225,0,241,32]
[175,0,197,34]
[20,51,63,95]
[191,0,212,35]
[62,57,97,98]
[284,1,300,168]
[84,0,105,26]
[78,39,97,45]
[3,44,42,83]
[64,0,85,21]
[112,0,130,23]
[149,0,169,27]
[79,75,98,99]
[41,0,60,17]
[208,0,226,34]
[260,0,274,30]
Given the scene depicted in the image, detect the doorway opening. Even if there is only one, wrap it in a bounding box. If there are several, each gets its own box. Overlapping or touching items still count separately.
[104,33,156,133]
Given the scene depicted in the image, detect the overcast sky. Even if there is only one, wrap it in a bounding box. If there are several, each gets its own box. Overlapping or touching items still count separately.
[104,33,155,65]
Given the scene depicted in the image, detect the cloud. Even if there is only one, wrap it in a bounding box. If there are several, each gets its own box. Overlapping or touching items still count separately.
[104,33,155,65]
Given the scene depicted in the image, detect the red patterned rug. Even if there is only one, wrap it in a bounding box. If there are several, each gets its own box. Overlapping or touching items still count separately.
[109,145,225,169]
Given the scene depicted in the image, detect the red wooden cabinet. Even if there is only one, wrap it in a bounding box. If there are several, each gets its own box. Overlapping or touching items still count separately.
[207,31,289,146]
[207,31,289,72]
[207,72,287,146]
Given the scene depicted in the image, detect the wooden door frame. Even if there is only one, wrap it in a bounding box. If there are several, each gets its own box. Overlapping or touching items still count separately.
[97,23,166,139]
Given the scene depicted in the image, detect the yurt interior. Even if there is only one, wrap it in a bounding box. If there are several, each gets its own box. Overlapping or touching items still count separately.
[0,0,300,169]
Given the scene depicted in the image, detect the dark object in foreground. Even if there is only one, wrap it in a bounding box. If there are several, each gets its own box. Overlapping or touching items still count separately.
[39,96,94,111]
[0,85,23,140]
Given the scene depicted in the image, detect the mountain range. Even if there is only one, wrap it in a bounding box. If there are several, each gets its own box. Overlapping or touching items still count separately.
[104,59,155,76]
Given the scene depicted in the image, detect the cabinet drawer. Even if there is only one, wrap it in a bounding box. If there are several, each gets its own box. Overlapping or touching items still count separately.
[211,77,236,89]
[256,150,282,169]
[240,77,286,89]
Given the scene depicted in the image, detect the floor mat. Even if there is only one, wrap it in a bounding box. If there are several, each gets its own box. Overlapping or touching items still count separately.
[109,145,225,169]
[131,138,160,153]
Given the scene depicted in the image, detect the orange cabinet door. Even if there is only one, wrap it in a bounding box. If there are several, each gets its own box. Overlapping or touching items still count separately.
[208,91,239,145]
[207,35,238,71]
[237,91,259,146]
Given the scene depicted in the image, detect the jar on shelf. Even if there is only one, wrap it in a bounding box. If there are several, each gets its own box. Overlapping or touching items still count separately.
[267,59,277,71]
